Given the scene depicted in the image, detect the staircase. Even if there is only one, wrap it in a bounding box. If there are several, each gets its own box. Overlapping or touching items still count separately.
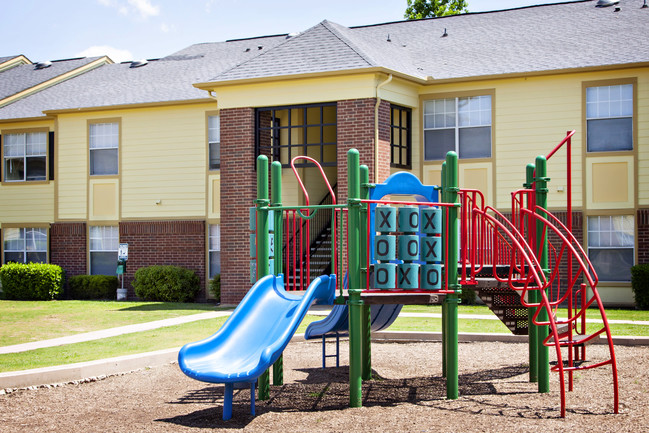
[470,280,528,335]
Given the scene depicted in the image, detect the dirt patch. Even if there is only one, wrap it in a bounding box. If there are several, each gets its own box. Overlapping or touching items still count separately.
[0,341,645,432]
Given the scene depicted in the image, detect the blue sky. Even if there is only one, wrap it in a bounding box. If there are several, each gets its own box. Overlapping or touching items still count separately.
[2,0,574,63]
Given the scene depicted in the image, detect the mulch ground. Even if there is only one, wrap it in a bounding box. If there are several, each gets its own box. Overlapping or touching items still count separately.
[0,340,646,432]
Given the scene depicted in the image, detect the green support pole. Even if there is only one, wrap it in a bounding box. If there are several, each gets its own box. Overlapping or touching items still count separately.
[347,149,364,408]
[360,165,372,381]
[444,152,460,400]
[535,156,550,393]
[440,161,447,379]
[524,163,538,384]
[256,155,271,400]
[271,161,284,386]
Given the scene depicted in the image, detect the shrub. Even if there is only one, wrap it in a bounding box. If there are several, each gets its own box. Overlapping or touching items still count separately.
[0,263,64,300]
[209,274,221,303]
[68,275,119,300]
[631,264,649,310]
[133,265,200,302]
[460,286,477,305]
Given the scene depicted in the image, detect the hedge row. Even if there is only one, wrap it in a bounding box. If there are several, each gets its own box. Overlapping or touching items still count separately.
[0,263,64,300]
[631,264,649,310]
[133,265,200,302]
[68,275,119,300]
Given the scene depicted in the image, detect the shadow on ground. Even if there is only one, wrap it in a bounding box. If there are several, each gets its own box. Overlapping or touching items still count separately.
[158,364,532,429]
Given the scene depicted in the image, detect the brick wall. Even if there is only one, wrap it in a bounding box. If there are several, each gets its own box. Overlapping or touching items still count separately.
[119,220,206,299]
[50,222,87,279]
[336,98,391,202]
[220,107,257,304]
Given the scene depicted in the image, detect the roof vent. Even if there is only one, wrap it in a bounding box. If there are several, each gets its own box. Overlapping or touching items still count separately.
[130,59,148,68]
[258,46,263,50]
[441,28,448,37]
[642,0,648,8]
[387,34,391,42]
[286,32,300,39]
[595,0,619,7]
[34,61,52,70]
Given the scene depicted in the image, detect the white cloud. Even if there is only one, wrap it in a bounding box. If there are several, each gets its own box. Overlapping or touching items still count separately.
[97,0,160,19]
[160,22,175,33]
[77,45,134,63]
[204,0,216,13]
[128,0,160,18]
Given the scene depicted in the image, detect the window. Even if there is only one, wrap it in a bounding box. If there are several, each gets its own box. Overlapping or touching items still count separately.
[89,226,118,275]
[256,103,337,167]
[208,115,220,170]
[3,227,47,263]
[209,224,221,278]
[89,122,119,175]
[3,131,47,181]
[586,84,633,152]
[424,95,492,160]
[587,215,634,282]
[391,105,411,169]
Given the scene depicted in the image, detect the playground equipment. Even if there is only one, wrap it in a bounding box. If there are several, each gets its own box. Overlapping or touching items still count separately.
[179,131,619,419]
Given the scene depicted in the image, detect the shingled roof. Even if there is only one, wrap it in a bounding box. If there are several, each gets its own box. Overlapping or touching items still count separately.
[0,0,646,121]
[0,35,286,120]
[205,0,649,84]
[0,57,105,102]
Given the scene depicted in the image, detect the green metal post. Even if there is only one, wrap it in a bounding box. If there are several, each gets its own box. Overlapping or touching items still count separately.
[444,152,460,400]
[256,155,271,400]
[440,161,447,378]
[347,149,364,408]
[524,163,538,384]
[271,160,284,386]
[360,165,372,381]
[535,156,550,393]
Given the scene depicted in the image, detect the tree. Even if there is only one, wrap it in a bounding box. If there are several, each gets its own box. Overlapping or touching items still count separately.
[404,0,468,19]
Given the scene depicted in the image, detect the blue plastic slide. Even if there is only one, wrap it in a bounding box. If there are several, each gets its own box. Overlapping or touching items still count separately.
[178,273,335,420]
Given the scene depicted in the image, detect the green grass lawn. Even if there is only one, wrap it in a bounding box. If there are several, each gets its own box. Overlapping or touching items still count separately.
[0,314,322,373]
[0,300,220,346]
[0,300,646,373]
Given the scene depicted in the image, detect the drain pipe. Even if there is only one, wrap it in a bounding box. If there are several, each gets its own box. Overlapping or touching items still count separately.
[374,74,393,183]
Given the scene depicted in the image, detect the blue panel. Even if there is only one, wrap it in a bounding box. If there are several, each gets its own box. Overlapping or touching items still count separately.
[421,208,442,235]
[421,236,442,263]
[422,264,442,290]
[398,263,420,289]
[374,235,396,261]
[374,263,397,289]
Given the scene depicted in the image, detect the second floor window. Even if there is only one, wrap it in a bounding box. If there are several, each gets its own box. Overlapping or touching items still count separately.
[3,131,47,182]
[424,95,492,160]
[586,84,633,152]
[208,115,220,170]
[89,122,119,175]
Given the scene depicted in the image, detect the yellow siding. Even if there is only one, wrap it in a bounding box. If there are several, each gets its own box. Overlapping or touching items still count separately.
[587,156,635,210]
[90,180,119,220]
[209,174,220,219]
[214,74,382,109]
[57,114,90,219]
[420,67,648,211]
[636,70,649,205]
[0,184,55,225]
[119,103,214,219]
[0,119,56,225]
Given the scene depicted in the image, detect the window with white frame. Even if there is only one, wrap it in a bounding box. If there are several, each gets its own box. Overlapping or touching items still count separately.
[89,122,119,175]
[208,115,220,170]
[3,132,47,181]
[587,215,634,282]
[209,224,221,278]
[3,227,47,263]
[423,95,492,160]
[89,226,119,275]
[586,84,633,152]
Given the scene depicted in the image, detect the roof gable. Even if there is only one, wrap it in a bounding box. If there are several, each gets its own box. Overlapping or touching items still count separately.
[210,21,378,82]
